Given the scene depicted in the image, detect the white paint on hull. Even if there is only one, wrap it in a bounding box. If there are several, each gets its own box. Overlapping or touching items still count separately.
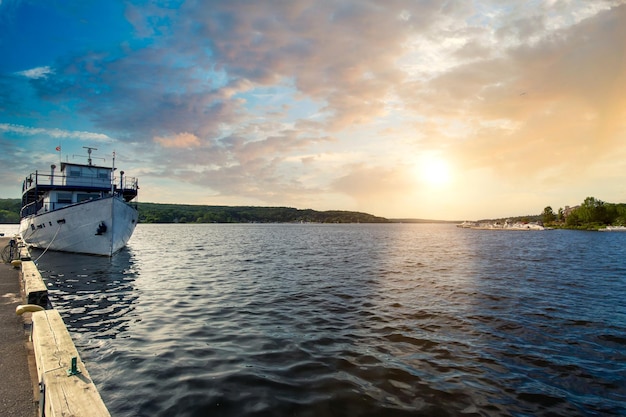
[19,196,138,256]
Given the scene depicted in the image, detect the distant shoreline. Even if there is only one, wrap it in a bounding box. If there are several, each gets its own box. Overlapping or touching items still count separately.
[389,219,461,224]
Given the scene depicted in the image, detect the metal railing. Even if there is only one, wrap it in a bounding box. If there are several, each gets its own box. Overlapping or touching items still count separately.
[23,171,138,192]
[21,171,139,217]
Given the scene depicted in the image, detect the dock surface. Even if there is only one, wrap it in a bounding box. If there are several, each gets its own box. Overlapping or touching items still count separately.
[0,237,38,417]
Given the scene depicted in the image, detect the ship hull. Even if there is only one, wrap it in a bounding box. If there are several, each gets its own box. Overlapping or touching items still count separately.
[19,196,138,256]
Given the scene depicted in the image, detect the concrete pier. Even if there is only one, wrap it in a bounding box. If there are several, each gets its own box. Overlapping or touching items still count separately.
[0,237,38,417]
[1,236,110,417]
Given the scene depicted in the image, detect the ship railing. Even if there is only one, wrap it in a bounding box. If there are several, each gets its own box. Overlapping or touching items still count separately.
[115,175,138,192]
[20,200,42,217]
[20,194,137,218]
[113,175,138,204]
[20,199,98,217]
[22,171,139,192]
[23,171,109,190]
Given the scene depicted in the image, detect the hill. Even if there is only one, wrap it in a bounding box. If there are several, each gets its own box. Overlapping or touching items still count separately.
[0,199,390,224]
[0,199,21,223]
[137,202,390,223]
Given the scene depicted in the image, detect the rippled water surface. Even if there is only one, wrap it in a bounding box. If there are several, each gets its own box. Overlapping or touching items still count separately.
[34,224,626,416]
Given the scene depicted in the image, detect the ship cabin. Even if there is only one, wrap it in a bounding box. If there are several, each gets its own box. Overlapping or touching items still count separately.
[21,162,138,217]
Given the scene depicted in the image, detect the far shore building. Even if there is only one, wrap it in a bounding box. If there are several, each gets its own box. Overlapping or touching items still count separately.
[563,205,579,220]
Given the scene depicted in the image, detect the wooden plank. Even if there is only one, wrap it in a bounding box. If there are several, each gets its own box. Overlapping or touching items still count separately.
[21,261,48,307]
[32,310,111,417]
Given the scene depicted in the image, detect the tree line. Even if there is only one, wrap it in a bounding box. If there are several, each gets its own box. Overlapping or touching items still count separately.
[0,199,390,224]
[137,202,391,223]
[0,199,21,223]
[541,197,626,229]
[3,197,625,228]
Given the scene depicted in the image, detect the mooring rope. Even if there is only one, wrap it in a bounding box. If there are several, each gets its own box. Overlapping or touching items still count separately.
[34,224,62,263]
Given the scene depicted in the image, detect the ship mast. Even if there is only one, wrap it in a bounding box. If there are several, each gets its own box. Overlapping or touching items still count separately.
[111,151,116,195]
[83,146,98,166]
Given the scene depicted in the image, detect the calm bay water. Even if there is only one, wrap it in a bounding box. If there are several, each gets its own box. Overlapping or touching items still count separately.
[32,223,626,417]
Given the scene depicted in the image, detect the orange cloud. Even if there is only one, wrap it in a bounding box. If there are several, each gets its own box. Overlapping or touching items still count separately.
[398,3,626,187]
[154,132,201,148]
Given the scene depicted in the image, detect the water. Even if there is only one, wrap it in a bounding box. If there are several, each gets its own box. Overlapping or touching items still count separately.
[33,223,626,416]
[0,223,20,237]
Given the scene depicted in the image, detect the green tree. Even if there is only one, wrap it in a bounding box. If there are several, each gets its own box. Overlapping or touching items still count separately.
[542,206,556,224]
[565,210,581,227]
[579,197,607,224]
[0,209,19,223]
[0,199,21,223]
[602,203,626,226]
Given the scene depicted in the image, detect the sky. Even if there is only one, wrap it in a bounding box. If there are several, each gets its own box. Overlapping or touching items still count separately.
[1,0,625,220]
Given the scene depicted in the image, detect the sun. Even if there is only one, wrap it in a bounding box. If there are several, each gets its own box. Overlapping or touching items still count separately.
[414,154,453,187]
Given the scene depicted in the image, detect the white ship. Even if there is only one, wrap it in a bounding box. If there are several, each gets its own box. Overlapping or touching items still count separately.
[19,147,139,256]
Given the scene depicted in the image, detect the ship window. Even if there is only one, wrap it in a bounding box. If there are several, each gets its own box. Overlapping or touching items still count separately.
[70,168,81,177]
[57,193,72,203]
[98,171,109,179]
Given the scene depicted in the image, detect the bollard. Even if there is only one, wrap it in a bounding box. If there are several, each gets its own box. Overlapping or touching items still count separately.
[67,357,81,376]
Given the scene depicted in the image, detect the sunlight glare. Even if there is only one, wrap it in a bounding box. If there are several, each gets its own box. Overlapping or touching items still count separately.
[416,154,452,187]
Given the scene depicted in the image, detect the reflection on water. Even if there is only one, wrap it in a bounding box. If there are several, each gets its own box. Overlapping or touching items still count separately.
[463,229,626,416]
[34,247,140,339]
[34,224,626,417]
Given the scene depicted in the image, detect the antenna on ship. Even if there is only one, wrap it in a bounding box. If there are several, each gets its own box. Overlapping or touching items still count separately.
[83,146,98,166]
[111,151,116,195]
[72,147,104,165]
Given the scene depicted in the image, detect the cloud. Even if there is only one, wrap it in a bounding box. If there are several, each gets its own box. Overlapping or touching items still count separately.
[154,132,201,148]
[25,46,250,147]
[145,126,334,203]
[16,66,54,79]
[399,2,626,184]
[31,1,436,139]
[180,1,435,130]
[5,0,626,216]
[0,123,113,141]
[332,164,412,201]
[222,128,333,163]
[0,140,33,190]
